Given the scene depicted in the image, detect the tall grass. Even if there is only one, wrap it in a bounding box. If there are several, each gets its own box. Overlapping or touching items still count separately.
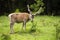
[0,15,60,40]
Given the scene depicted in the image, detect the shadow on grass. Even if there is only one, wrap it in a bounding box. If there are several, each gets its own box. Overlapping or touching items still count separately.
[1,34,11,40]
[15,22,37,35]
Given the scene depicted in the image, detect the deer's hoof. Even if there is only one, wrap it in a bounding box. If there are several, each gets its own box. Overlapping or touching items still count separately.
[10,32,14,34]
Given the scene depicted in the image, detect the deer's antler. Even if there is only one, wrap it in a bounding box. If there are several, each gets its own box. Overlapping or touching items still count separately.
[27,4,32,14]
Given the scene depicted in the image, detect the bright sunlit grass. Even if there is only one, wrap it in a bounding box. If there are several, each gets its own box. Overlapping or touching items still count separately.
[0,15,60,40]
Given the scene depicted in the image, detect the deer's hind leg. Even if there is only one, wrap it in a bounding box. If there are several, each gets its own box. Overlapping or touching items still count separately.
[10,19,15,34]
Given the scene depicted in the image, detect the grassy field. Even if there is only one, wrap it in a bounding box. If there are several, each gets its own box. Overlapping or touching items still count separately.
[0,15,60,40]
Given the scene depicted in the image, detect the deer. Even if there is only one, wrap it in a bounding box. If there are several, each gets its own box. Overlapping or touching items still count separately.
[8,4,41,34]
[8,4,37,34]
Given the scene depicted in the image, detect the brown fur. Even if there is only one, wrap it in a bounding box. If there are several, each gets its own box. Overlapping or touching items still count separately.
[11,13,30,23]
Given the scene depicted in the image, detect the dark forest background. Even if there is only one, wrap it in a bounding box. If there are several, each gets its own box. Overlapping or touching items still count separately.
[0,0,60,16]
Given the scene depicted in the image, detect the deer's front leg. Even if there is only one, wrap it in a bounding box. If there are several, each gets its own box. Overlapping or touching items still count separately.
[22,20,26,31]
[10,22,14,34]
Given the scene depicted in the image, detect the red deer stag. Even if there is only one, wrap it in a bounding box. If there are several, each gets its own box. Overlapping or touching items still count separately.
[8,5,36,34]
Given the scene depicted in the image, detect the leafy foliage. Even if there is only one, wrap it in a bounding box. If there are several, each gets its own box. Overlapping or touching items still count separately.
[30,0,44,11]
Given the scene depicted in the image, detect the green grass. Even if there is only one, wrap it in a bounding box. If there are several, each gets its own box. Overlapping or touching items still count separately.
[0,15,60,40]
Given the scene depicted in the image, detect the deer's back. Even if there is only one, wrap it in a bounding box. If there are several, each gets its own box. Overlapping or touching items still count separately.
[11,13,30,23]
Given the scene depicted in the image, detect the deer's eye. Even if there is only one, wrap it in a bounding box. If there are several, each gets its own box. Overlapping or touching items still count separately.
[32,15,34,18]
